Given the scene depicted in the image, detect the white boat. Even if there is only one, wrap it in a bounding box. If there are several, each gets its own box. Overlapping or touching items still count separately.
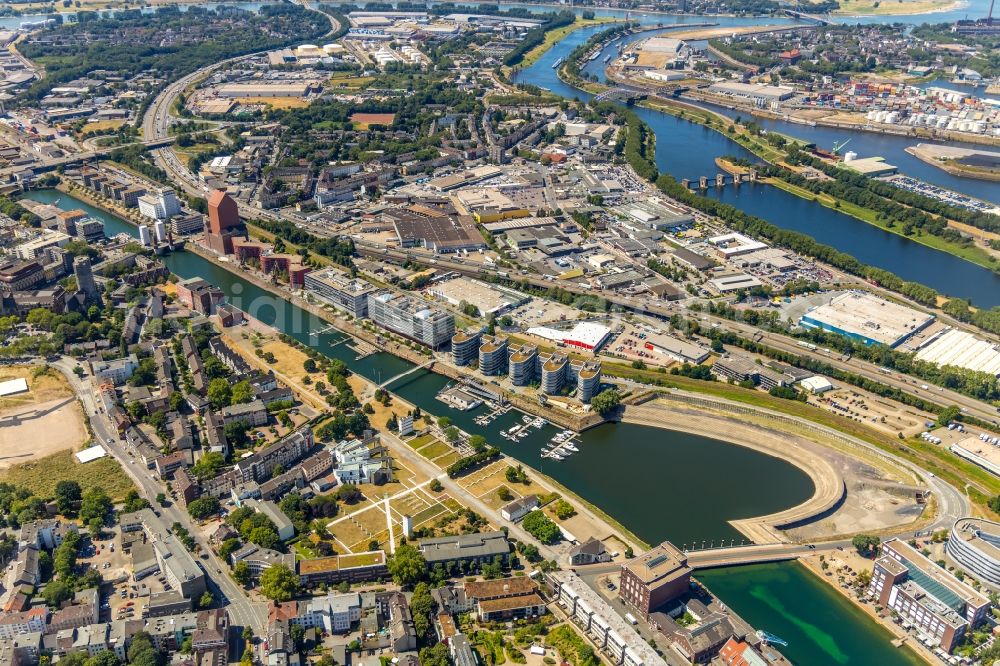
[564,443,579,452]
[522,415,532,424]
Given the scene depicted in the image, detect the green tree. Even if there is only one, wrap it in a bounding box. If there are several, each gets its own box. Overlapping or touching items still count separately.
[232,561,252,586]
[387,543,426,588]
[84,652,120,666]
[522,511,561,544]
[42,578,74,607]
[207,378,232,410]
[191,451,226,480]
[936,405,961,427]
[591,388,621,416]
[259,564,300,601]
[418,644,449,666]
[187,496,221,520]
[409,582,433,639]
[79,488,111,528]
[54,480,81,516]
[199,591,214,609]
[231,380,254,405]
[852,534,881,557]
[248,526,280,550]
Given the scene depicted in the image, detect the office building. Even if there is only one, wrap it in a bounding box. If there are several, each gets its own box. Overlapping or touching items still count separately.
[0,261,44,291]
[417,531,510,567]
[138,188,182,221]
[619,541,692,617]
[478,335,508,376]
[119,509,206,605]
[948,518,1000,587]
[303,269,376,318]
[205,189,242,255]
[868,538,990,653]
[452,329,481,366]
[73,256,99,302]
[297,551,389,586]
[508,344,539,386]
[367,291,455,349]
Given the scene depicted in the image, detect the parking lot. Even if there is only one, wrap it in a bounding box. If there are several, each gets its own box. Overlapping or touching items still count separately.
[76,526,179,622]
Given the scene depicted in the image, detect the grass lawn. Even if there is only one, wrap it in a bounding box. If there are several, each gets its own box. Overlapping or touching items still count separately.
[0,450,135,501]
[327,75,374,89]
[339,551,385,566]
[234,97,311,109]
[419,441,453,460]
[408,433,436,450]
[433,451,462,468]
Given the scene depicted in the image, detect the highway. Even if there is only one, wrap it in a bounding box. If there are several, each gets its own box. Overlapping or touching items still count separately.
[143,0,340,216]
[351,241,1000,427]
[52,358,269,636]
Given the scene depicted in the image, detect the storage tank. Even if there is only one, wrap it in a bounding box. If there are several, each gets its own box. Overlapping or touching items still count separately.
[844,151,858,162]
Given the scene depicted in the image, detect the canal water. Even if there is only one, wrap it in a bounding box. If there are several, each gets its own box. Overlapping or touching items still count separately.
[697,562,925,665]
[31,189,922,665]
[513,23,1000,307]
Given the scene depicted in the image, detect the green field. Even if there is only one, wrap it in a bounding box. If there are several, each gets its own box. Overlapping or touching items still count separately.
[0,449,135,501]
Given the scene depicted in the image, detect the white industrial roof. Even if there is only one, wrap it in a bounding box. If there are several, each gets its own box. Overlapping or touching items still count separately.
[75,444,107,464]
[527,322,612,348]
[0,377,28,397]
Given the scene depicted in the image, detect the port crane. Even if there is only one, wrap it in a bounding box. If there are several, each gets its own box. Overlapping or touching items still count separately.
[757,630,789,647]
[832,138,852,155]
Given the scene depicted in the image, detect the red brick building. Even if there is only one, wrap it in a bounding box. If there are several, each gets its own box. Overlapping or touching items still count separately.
[618,541,692,617]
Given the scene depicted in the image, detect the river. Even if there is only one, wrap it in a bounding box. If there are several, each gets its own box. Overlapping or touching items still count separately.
[27,189,925,665]
[513,22,1000,308]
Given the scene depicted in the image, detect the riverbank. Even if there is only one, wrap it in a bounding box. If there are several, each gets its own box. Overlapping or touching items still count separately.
[55,178,608,434]
[796,553,933,664]
[611,89,1000,271]
[622,401,846,544]
[512,15,616,71]
[682,88,1000,149]
[763,175,999,270]
[906,143,1000,183]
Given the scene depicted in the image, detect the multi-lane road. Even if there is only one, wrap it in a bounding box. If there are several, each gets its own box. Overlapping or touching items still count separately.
[52,358,269,636]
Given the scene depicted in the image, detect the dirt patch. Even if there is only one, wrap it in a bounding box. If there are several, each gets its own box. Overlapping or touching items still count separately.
[0,366,88,472]
[0,365,73,411]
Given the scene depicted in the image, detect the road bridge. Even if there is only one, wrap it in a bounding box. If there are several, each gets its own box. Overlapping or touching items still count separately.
[684,543,812,569]
[593,87,647,104]
[783,8,836,25]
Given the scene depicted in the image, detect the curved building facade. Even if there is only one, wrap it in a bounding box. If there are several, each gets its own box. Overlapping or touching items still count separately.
[479,336,509,376]
[947,517,1000,586]
[451,329,481,366]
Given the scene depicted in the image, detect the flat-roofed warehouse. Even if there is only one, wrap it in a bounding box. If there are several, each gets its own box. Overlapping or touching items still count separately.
[216,82,319,98]
[427,276,528,316]
[799,291,935,347]
[707,81,795,102]
[385,206,485,253]
[915,328,1000,376]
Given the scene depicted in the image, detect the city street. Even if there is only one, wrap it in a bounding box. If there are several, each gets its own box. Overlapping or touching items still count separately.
[52,358,269,636]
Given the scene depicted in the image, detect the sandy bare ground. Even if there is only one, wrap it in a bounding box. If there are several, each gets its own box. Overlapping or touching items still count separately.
[0,397,88,470]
